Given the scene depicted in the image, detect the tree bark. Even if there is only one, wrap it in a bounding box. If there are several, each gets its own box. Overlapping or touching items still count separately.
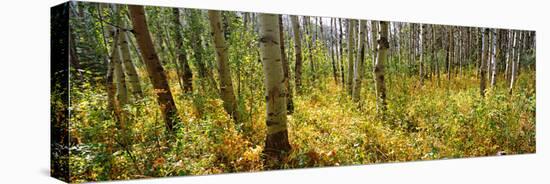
[304,17,316,82]
[480,28,488,97]
[173,8,193,93]
[106,31,119,115]
[279,15,294,114]
[187,9,211,89]
[490,29,498,87]
[347,19,356,96]
[330,18,339,84]
[504,30,512,81]
[419,24,428,86]
[208,10,240,122]
[371,21,379,75]
[374,21,389,111]
[446,27,454,81]
[432,25,440,83]
[352,20,366,102]
[509,31,521,95]
[290,15,303,93]
[119,19,144,99]
[129,5,179,133]
[113,32,128,107]
[258,13,292,163]
[338,18,345,86]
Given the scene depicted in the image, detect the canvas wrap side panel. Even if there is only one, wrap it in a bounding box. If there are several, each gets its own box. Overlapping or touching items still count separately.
[51,2,70,182]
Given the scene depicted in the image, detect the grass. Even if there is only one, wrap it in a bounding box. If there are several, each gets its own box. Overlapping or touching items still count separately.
[68,67,535,182]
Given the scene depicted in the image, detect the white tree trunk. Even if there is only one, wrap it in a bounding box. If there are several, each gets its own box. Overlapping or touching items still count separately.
[113,32,128,107]
[347,19,356,96]
[291,15,303,93]
[480,28,488,97]
[490,29,498,87]
[374,21,389,111]
[208,10,240,122]
[509,31,521,94]
[352,20,366,102]
[371,21,379,76]
[119,20,143,98]
[258,13,291,160]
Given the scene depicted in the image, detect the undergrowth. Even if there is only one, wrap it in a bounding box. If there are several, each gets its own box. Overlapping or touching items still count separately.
[68,68,535,182]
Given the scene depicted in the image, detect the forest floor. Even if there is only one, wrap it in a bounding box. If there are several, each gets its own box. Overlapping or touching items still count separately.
[69,69,536,182]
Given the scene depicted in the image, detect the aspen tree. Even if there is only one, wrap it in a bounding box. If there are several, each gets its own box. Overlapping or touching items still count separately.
[432,25,440,83]
[113,32,128,107]
[371,21,379,72]
[258,13,292,162]
[352,20,366,102]
[347,19,356,96]
[119,19,143,98]
[490,29,498,87]
[480,28,489,97]
[374,21,389,111]
[109,5,128,108]
[504,30,513,81]
[173,8,193,93]
[304,17,317,81]
[509,31,521,94]
[338,18,345,86]
[419,24,427,86]
[330,18,339,84]
[129,5,180,132]
[186,9,211,89]
[291,15,303,93]
[208,10,240,122]
[446,27,454,81]
[279,15,294,114]
[106,31,120,117]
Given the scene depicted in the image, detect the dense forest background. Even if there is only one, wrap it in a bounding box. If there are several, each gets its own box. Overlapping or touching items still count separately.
[62,2,535,182]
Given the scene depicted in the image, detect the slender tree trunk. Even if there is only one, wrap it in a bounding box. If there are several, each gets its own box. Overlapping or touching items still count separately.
[505,30,512,81]
[338,18,345,86]
[432,25,440,83]
[517,31,525,75]
[490,29,498,87]
[173,8,193,93]
[486,30,492,82]
[509,31,521,95]
[187,10,209,88]
[120,19,144,99]
[106,31,120,116]
[352,20,366,102]
[258,13,292,163]
[278,15,294,114]
[129,5,179,133]
[446,27,453,81]
[347,19,356,96]
[290,15,303,93]
[208,10,240,122]
[468,30,472,68]
[419,24,426,86]
[396,23,402,70]
[330,18,339,84]
[409,24,414,71]
[480,28,488,97]
[371,21,379,74]
[304,17,316,82]
[374,21,389,111]
[114,32,128,107]
[108,5,128,108]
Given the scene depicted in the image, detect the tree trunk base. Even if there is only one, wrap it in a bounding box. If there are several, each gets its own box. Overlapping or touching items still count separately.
[263,130,292,168]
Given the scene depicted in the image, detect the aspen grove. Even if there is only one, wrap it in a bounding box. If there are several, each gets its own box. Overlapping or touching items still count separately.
[63,2,535,182]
